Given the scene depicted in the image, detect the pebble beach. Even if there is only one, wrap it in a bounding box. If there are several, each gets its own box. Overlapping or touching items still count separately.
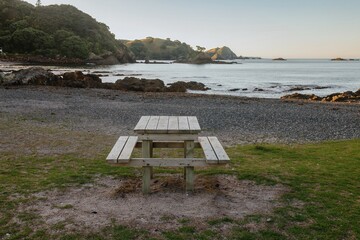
[1,86,359,146]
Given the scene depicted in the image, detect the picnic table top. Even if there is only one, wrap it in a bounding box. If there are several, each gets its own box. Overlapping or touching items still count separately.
[134,116,201,134]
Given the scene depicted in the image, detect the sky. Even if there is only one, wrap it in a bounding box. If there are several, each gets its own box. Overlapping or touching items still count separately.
[24,0,360,58]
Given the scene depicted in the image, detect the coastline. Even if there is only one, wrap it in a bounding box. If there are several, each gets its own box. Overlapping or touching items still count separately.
[1,86,359,157]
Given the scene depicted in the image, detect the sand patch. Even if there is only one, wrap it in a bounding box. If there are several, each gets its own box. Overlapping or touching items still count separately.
[20,174,288,234]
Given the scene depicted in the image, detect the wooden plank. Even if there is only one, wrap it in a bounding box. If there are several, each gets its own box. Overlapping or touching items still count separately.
[118,136,138,161]
[145,116,160,131]
[208,137,230,162]
[178,116,190,131]
[156,116,169,133]
[135,142,201,149]
[188,116,201,133]
[134,116,151,132]
[114,158,209,167]
[168,116,179,133]
[198,137,218,164]
[106,136,129,163]
[139,134,198,141]
[184,140,194,158]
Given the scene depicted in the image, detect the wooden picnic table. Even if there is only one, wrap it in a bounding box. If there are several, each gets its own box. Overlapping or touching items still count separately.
[107,116,230,194]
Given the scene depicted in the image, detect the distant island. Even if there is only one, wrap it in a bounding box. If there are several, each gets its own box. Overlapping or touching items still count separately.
[331,58,359,61]
[123,38,243,63]
[122,37,196,62]
[273,58,287,61]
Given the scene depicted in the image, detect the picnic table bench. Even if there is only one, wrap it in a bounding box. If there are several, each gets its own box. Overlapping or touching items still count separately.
[106,116,230,193]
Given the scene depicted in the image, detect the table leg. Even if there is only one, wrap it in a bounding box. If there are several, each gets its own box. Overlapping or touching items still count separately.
[184,140,195,191]
[142,140,153,193]
[142,166,151,194]
[185,166,194,192]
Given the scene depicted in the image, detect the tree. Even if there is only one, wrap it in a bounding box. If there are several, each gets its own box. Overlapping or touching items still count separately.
[196,46,206,52]
[60,36,89,59]
[11,27,53,53]
[36,0,41,7]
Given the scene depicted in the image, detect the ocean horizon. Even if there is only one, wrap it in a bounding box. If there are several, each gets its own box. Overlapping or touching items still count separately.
[96,58,360,98]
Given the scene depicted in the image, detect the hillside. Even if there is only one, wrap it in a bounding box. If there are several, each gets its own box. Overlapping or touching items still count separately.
[206,46,238,60]
[122,37,196,61]
[0,0,134,63]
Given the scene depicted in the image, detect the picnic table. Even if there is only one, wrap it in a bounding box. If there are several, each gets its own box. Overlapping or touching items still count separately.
[106,116,230,193]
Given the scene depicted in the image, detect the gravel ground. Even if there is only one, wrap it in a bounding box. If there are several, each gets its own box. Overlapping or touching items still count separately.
[1,86,359,145]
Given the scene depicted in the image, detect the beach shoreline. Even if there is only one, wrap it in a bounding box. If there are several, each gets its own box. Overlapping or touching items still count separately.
[1,85,359,157]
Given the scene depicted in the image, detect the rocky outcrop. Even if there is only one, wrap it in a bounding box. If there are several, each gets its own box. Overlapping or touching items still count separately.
[206,46,237,60]
[281,93,322,101]
[87,48,136,65]
[58,71,103,88]
[114,77,166,92]
[167,81,209,92]
[0,71,5,85]
[191,52,213,64]
[0,67,211,93]
[281,89,360,103]
[1,67,58,86]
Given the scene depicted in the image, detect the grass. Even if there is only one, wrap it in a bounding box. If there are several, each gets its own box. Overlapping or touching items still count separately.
[0,139,359,239]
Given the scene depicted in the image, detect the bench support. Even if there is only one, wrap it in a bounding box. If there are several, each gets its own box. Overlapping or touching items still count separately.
[142,140,154,182]
[185,166,194,192]
[184,140,195,191]
[107,136,229,194]
[142,166,152,194]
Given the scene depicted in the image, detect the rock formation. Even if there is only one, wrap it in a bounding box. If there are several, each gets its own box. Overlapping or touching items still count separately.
[281,90,360,103]
[206,46,238,60]
[0,67,211,93]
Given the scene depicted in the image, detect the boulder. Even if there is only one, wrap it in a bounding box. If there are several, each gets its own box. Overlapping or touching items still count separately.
[0,71,4,85]
[1,67,58,86]
[114,77,166,92]
[184,81,209,91]
[229,88,240,92]
[281,93,322,101]
[167,81,209,92]
[57,71,103,88]
[166,82,187,92]
[355,89,360,96]
[323,91,360,102]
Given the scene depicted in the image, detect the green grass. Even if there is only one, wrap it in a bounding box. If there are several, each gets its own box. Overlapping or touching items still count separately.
[0,139,359,239]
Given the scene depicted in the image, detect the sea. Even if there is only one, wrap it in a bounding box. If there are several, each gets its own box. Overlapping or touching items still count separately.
[97,59,360,98]
[4,59,360,98]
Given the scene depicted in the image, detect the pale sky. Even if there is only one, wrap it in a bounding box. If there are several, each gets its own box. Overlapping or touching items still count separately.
[24,0,360,58]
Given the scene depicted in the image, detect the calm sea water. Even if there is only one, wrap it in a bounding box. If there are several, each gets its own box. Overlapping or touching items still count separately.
[95,59,360,98]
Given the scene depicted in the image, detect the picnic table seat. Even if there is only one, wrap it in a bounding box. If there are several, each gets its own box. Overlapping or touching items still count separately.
[106,136,138,163]
[106,136,229,165]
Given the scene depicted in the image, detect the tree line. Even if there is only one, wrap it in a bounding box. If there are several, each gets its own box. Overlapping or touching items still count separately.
[0,0,127,59]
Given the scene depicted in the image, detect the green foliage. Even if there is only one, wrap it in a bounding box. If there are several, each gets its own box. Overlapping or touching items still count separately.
[0,0,129,59]
[11,27,53,53]
[125,37,196,60]
[60,36,89,59]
